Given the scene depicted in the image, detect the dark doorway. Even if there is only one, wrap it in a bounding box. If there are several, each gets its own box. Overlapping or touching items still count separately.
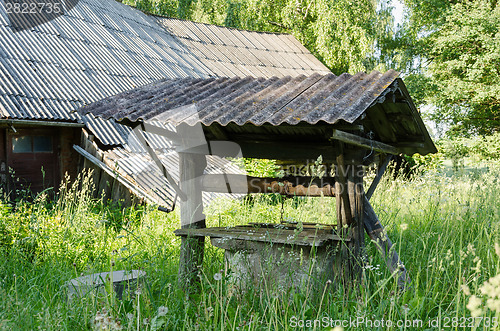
[7,128,60,194]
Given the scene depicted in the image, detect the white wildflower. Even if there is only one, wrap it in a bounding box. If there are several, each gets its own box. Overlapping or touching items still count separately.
[467,295,483,317]
[467,243,476,256]
[402,304,409,315]
[495,243,500,258]
[213,273,222,281]
[461,284,471,296]
[480,274,500,313]
[157,306,168,316]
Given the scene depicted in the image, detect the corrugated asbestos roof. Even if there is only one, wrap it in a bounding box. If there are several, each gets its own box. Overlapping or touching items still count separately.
[156,18,330,79]
[0,0,329,128]
[81,70,400,127]
[0,0,207,122]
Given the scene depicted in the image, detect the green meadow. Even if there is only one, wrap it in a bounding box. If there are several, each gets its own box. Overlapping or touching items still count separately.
[0,159,499,330]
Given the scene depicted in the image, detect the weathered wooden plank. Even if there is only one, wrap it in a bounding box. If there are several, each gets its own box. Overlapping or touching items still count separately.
[80,131,102,192]
[246,222,336,231]
[365,104,398,142]
[174,226,346,246]
[334,149,353,228]
[176,225,336,237]
[366,154,392,200]
[331,129,399,155]
[73,145,156,205]
[346,163,365,283]
[134,125,187,201]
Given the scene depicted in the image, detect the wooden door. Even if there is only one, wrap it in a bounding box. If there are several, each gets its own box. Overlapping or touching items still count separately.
[7,128,60,194]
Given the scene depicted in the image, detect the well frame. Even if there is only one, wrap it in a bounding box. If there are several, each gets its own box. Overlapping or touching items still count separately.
[79,71,437,291]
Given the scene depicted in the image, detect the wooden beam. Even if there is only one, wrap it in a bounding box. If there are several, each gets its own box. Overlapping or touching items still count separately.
[333,144,365,284]
[362,154,411,289]
[215,140,336,162]
[174,226,345,247]
[366,155,392,200]
[346,163,365,283]
[134,125,187,201]
[331,129,399,155]
[73,145,160,206]
[395,142,425,148]
[201,174,336,196]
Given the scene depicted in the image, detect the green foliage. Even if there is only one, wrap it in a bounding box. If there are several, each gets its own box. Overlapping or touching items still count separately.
[125,0,396,75]
[398,0,500,135]
[232,158,278,177]
[406,151,444,173]
[426,0,500,135]
[440,133,500,167]
[470,133,500,159]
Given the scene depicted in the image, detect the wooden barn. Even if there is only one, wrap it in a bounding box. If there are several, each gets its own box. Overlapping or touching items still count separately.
[0,0,329,203]
[81,72,437,289]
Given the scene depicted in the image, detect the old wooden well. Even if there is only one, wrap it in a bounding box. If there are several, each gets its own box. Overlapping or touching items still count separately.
[80,70,437,291]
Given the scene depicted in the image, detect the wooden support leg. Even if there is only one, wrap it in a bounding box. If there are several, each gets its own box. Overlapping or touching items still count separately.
[364,197,410,289]
[363,157,411,289]
[178,153,207,290]
[366,154,392,200]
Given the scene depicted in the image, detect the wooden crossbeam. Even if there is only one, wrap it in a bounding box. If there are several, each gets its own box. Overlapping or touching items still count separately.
[202,174,336,196]
[331,129,399,155]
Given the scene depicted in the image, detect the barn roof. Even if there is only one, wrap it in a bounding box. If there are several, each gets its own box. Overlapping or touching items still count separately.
[155,18,328,78]
[0,0,329,126]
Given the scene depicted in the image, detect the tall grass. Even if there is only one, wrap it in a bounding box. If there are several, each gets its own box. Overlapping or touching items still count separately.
[0,164,499,330]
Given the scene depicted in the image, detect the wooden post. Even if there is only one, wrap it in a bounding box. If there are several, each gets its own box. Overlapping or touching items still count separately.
[334,145,365,285]
[178,152,207,290]
[347,163,365,282]
[366,154,392,200]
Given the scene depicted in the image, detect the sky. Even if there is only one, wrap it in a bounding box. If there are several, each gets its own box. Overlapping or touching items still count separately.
[392,0,404,29]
